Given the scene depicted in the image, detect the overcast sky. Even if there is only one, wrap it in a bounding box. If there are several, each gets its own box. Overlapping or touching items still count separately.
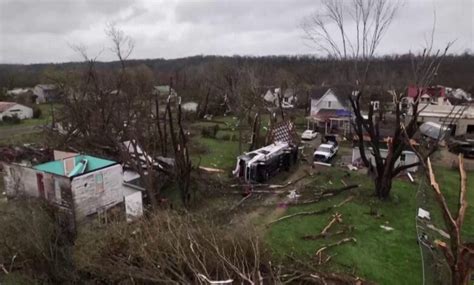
[0,0,472,64]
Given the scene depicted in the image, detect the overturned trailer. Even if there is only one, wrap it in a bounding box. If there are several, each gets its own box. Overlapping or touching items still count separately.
[233,142,298,183]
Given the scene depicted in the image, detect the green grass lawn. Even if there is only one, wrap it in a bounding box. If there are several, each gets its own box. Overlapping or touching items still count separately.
[265,166,474,284]
[192,136,239,170]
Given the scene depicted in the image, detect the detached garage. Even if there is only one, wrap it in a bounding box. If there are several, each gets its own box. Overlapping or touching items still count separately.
[0,102,33,121]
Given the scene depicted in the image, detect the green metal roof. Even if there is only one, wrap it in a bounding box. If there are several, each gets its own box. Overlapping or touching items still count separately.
[34,155,117,177]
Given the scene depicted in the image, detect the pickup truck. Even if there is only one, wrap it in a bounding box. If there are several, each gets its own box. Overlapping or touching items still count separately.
[313,142,338,163]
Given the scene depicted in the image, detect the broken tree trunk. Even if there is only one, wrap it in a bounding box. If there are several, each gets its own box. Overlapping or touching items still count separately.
[427,154,473,284]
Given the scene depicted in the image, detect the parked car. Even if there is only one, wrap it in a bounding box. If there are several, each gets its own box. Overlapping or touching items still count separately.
[313,143,338,163]
[301,130,319,141]
[448,139,474,158]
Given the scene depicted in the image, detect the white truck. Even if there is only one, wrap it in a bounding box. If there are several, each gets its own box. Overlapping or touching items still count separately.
[233,142,298,183]
[313,135,339,164]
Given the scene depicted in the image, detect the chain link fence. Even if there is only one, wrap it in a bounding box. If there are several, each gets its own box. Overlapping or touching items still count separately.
[415,176,451,285]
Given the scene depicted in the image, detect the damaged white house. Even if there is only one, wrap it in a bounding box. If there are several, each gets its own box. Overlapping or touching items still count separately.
[2,151,143,229]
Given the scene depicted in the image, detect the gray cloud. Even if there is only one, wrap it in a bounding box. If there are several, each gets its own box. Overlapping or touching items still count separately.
[0,0,472,64]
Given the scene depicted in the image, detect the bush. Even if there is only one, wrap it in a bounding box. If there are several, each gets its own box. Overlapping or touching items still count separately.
[0,200,76,283]
[2,114,21,124]
[201,124,220,138]
[220,133,231,141]
[74,212,272,284]
[32,107,42,119]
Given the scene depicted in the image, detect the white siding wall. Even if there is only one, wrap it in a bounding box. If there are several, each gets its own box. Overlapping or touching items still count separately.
[310,90,345,116]
[0,104,33,120]
[3,163,40,197]
[71,164,124,220]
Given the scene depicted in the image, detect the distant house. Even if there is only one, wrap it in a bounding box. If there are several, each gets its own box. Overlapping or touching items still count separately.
[308,87,352,135]
[263,88,278,106]
[403,86,451,114]
[0,102,33,121]
[2,151,143,230]
[262,87,297,108]
[403,86,474,137]
[282,88,297,106]
[414,104,474,137]
[33,84,60,104]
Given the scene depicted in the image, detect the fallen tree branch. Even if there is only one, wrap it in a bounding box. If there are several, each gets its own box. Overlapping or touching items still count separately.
[231,193,253,211]
[267,196,354,227]
[315,237,357,256]
[302,226,354,240]
[321,212,343,235]
[288,185,358,206]
[266,207,333,226]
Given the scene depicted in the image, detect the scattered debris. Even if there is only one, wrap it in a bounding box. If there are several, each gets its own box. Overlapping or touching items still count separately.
[287,190,301,199]
[288,185,358,206]
[199,166,225,173]
[427,224,450,239]
[313,161,332,167]
[347,164,358,171]
[380,225,394,231]
[267,196,354,226]
[417,208,431,220]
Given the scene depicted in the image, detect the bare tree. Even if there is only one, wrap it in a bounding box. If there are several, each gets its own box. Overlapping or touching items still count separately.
[303,0,455,199]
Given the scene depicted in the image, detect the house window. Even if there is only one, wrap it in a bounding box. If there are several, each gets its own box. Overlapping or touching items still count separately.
[400,153,406,162]
[328,101,332,108]
[95,173,104,193]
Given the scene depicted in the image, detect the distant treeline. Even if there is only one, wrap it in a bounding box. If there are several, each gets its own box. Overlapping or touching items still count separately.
[1,54,473,93]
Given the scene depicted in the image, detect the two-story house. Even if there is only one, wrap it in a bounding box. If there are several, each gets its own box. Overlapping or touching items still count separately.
[308,87,352,135]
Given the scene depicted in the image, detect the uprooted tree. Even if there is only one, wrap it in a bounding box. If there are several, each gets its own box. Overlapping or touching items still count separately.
[303,0,454,199]
[427,155,474,284]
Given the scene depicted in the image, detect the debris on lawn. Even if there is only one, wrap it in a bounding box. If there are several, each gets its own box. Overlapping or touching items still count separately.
[199,166,225,173]
[266,207,334,226]
[417,208,431,220]
[347,164,358,171]
[287,190,301,199]
[426,224,450,239]
[380,225,394,231]
[267,196,354,226]
[288,185,358,206]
